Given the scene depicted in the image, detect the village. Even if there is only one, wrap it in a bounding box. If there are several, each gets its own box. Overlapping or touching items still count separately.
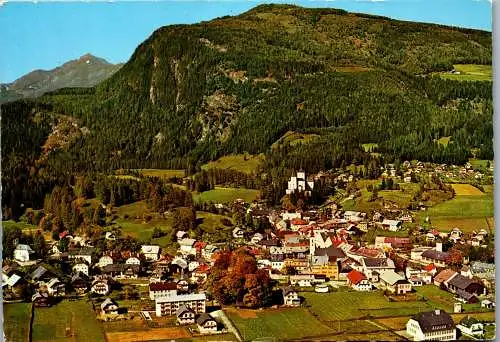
[2,160,496,341]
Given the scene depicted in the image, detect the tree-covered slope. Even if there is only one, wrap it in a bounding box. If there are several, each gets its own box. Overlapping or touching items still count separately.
[1,5,493,217]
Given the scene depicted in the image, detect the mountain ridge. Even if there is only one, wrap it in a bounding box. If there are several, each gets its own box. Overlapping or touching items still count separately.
[0,53,122,103]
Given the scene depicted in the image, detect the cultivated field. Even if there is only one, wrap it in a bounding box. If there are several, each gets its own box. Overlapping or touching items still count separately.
[32,300,105,342]
[4,303,32,342]
[105,327,190,342]
[193,187,260,204]
[343,179,421,213]
[225,307,333,341]
[301,290,430,321]
[416,191,494,232]
[469,159,493,171]
[451,184,484,196]
[202,154,263,174]
[437,64,492,82]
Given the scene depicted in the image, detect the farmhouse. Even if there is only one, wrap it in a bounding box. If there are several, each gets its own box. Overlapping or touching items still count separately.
[361,258,395,282]
[32,291,51,307]
[71,272,89,295]
[72,261,90,276]
[125,256,141,265]
[447,274,486,297]
[141,245,161,261]
[282,287,300,306]
[176,305,196,324]
[379,271,412,294]
[289,274,315,287]
[343,211,365,223]
[102,264,140,279]
[457,316,484,338]
[197,313,218,333]
[155,293,206,317]
[101,298,119,315]
[91,277,110,295]
[410,247,433,261]
[14,244,35,262]
[98,255,114,268]
[374,236,411,250]
[44,278,66,297]
[179,238,197,255]
[433,269,458,287]
[406,310,456,341]
[420,249,449,267]
[232,227,246,239]
[30,265,54,282]
[347,270,372,291]
[2,273,28,300]
[68,247,95,264]
[381,219,403,232]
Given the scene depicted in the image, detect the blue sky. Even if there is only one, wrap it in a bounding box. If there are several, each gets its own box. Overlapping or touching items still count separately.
[0,0,492,83]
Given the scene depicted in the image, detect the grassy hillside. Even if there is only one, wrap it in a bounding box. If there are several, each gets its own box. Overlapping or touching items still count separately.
[201,154,263,174]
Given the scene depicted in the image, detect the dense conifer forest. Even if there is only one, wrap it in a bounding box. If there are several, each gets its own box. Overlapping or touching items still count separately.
[1,5,493,219]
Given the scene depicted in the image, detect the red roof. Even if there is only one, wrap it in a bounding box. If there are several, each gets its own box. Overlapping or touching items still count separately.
[353,247,380,258]
[424,263,436,271]
[384,237,411,244]
[431,229,441,236]
[194,241,207,251]
[149,282,177,291]
[291,218,307,225]
[347,270,366,285]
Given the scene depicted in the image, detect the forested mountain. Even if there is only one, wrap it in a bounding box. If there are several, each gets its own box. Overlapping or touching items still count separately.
[1,4,493,218]
[0,54,122,104]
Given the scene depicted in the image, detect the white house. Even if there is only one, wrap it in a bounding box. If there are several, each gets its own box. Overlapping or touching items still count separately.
[73,262,89,276]
[289,274,315,287]
[188,261,200,272]
[197,313,218,333]
[381,219,403,232]
[98,256,114,268]
[457,316,484,338]
[251,233,264,244]
[141,245,160,261]
[179,238,197,255]
[91,278,110,295]
[406,310,456,341]
[125,257,141,265]
[104,232,116,241]
[101,298,119,315]
[281,212,301,221]
[282,287,300,306]
[14,244,35,262]
[232,227,245,239]
[343,211,365,223]
[202,244,219,260]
